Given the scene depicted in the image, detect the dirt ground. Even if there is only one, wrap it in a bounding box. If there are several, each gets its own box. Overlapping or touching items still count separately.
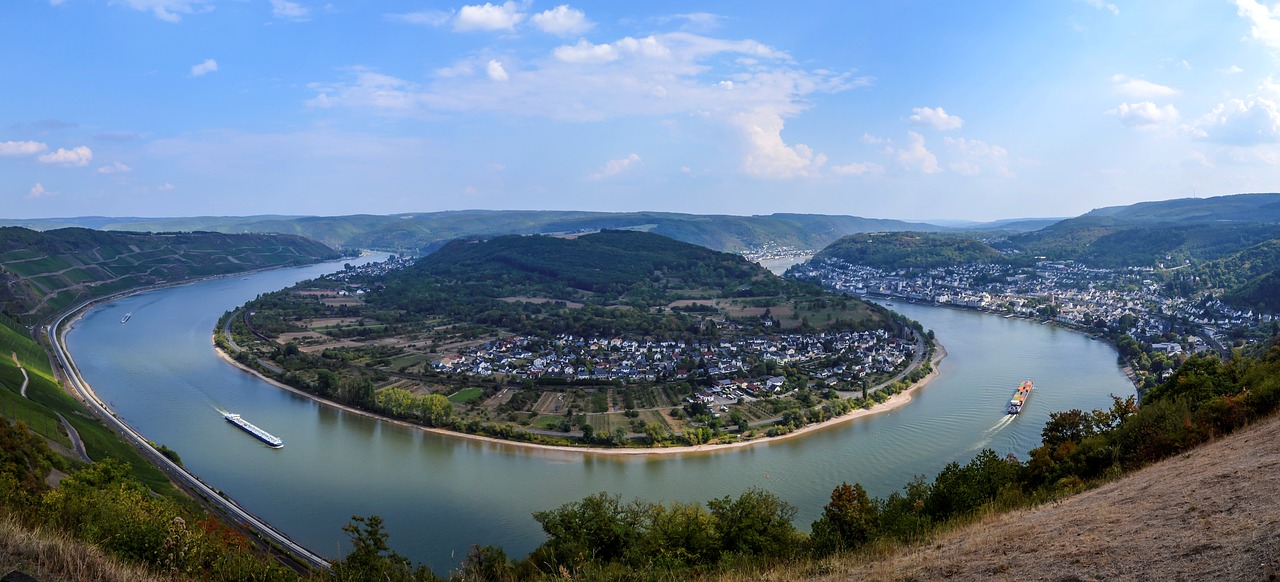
[805,414,1280,581]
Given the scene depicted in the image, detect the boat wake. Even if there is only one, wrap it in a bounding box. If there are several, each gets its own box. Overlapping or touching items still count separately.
[969,414,1017,451]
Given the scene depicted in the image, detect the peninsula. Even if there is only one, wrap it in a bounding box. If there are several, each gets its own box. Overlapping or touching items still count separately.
[216,230,939,451]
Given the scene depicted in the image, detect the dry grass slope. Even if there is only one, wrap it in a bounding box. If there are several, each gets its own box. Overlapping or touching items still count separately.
[0,515,167,582]
[742,414,1280,582]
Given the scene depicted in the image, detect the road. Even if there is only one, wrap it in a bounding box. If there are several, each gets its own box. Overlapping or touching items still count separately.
[47,300,332,572]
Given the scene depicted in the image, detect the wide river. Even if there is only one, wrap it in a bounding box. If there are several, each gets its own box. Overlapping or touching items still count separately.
[65,258,1132,571]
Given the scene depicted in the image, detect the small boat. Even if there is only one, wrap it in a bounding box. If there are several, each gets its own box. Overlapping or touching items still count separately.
[224,413,284,448]
[120,313,132,324]
[1007,380,1033,414]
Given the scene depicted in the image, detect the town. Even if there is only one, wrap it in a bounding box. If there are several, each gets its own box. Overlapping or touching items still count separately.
[788,256,1280,388]
[433,329,914,393]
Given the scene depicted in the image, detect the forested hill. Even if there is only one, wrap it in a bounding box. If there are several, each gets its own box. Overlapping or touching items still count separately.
[408,230,774,299]
[360,230,893,337]
[812,232,1005,270]
[0,227,339,322]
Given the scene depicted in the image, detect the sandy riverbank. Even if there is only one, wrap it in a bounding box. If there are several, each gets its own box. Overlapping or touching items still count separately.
[213,339,948,458]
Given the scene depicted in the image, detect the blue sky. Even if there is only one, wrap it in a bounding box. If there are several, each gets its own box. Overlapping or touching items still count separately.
[4,1,1280,220]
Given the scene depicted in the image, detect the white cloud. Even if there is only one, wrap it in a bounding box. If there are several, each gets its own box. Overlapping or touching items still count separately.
[1081,0,1119,15]
[1220,65,1245,74]
[588,153,642,179]
[668,12,723,31]
[38,146,93,166]
[158,182,175,191]
[387,10,452,26]
[0,140,48,156]
[908,106,964,131]
[454,2,524,32]
[96,161,133,174]
[113,0,212,22]
[486,59,509,82]
[28,183,52,198]
[270,0,309,21]
[831,161,884,176]
[532,5,592,36]
[310,31,860,179]
[1108,101,1180,130]
[1236,0,1280,51]
[894,132,940,174]
[944,136,1012,177]
[1111,74,1179,98]
[307,67,420,111]
[1194,97,1280,145]
[736,109,826,179]
[191,58,218,77]
[553,39,620,64]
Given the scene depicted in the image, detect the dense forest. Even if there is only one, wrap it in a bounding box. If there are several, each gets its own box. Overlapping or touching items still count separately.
[812,232,1006,271]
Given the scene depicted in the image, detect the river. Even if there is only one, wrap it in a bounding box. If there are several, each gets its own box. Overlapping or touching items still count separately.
[64,260,1133,571]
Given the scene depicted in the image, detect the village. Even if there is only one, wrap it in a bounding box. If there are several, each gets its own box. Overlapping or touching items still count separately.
[789,257,1277,356]
[433,328,915,394]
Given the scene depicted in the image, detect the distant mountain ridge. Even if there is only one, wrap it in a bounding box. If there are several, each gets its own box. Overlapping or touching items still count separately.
[0,211,956,255]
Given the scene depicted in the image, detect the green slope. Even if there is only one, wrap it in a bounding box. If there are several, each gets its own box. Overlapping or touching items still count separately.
[0,227,340,322]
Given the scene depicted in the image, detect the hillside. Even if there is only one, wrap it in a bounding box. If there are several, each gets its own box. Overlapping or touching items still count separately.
[0,211,945,255]
[0,227,340,321]
[795,411,1280,581]
[812,232,1005,271]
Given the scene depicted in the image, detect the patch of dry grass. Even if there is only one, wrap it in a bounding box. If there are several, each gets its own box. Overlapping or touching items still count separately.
[0,514,169,582]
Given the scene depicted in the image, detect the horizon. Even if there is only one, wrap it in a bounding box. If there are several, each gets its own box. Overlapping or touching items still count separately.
[6,2,1280,221]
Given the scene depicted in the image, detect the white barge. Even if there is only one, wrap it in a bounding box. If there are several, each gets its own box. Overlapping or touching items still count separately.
[224,413,284,448]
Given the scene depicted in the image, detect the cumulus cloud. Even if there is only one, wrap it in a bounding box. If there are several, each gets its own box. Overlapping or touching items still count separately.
[1220,65,1245,74]
[831,161,884,176]
[28,183,52,199]
[1236,0,1280,51]
[588,153,642,179]
[38,146,93,166]
[532,5,592,36]
[1112,74,1179,98]
[486,59,509,81]
[454,2,524,31]
[736,109,826,179]
[553,39,619,63]
[908,106,963,131]
[0,140,49,156]
[191,58,218,77]
[270,0,309,21]
[310,31,861,179]
[97,161,133,174]
[894,132,940,174]
[114,0,212,22]
[944,136,1012,176]
[1194,97,1280,145]
[1108,101,1181,130]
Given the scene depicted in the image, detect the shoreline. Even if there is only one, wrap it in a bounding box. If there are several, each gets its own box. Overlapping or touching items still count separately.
[212,338,948,458]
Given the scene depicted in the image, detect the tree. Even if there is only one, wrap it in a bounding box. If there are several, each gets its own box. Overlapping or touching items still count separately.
[810,482,879,555]
[706,488,799,559]
[332,515,433,581]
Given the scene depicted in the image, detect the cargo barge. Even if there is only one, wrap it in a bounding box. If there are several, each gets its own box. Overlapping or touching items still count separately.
[224,413,284,448]
[1007,380,1033,414]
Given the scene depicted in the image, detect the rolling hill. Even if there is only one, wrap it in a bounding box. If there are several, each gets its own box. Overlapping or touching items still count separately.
[0,227,340,322]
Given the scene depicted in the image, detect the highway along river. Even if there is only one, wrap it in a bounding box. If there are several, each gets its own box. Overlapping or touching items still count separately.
[64,259,1133,571]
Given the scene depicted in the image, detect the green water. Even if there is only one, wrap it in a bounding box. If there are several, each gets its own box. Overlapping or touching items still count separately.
[66,262,1132,570]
